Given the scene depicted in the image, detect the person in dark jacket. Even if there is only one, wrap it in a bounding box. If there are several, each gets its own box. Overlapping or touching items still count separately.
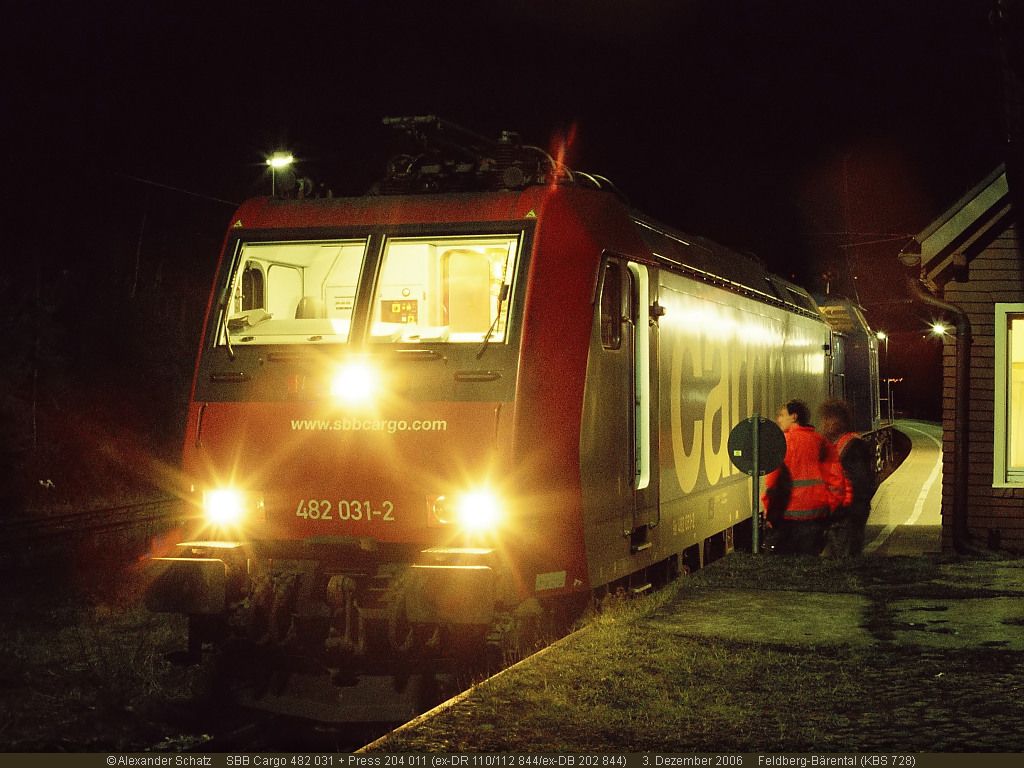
[819,398,876,557]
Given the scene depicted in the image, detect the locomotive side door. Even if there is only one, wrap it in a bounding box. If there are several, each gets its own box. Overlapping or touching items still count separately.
[593,259,663,540]
[829,331,846,400]
[599,257,640,540]
[625,261,659,540]
[580,255,660,560]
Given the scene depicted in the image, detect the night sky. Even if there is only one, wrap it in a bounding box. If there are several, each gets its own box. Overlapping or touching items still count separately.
[18,2,1006,259]
[10,0,1014,421]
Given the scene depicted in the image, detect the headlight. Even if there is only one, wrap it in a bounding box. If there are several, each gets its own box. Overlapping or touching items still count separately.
[330,361,378,405]
[203,488,248,527]
[456,489,501,531]
[431,488,503,532]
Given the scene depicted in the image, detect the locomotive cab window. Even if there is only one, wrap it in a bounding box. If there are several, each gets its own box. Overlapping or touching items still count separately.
[219,239,368,345]
[600,261,623,350]
[370,234,520,344]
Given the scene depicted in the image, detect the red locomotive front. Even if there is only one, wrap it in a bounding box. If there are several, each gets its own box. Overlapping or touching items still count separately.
[146,186,608,666]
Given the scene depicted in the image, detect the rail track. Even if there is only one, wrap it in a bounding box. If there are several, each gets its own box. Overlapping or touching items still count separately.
[0,497,179,565]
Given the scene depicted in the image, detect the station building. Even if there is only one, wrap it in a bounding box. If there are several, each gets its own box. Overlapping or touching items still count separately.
[902,166,1024,552]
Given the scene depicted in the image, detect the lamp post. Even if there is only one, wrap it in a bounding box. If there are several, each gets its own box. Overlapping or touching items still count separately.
[877,330,892,422]
[267,151,295,196]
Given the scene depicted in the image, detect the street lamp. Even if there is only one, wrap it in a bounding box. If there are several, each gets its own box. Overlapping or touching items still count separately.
[876,331,892,421]
[930,321,950,337]
[266,151,295,196]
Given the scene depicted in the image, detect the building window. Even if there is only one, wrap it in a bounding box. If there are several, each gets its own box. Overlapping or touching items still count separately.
[995,304,1024,486]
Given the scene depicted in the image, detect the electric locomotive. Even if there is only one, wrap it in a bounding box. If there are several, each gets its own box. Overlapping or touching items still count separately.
[146,117,875,702]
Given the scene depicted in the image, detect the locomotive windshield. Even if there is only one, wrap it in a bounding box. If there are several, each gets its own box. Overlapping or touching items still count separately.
[220,239,369,345]
[217,234,521,346]
[370,235,519,344]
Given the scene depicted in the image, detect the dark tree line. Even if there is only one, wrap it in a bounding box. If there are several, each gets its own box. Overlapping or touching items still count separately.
[1,169,231,515]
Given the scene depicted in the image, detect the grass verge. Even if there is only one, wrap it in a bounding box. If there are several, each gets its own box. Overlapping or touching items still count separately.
[372,554,1024,753]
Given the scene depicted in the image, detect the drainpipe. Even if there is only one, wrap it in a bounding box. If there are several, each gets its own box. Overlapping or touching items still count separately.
[898,249,973,554]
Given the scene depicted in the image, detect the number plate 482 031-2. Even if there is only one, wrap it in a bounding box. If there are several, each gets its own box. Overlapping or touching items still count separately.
[295,498,395,522]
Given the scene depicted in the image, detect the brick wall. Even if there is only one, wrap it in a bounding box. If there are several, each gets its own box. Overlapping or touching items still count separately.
[940,223,1024,552]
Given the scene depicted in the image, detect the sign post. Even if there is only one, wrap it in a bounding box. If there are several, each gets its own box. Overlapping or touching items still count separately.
[727,414,786,554]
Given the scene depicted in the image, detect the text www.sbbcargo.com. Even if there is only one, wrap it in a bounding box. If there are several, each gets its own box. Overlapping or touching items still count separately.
[291,418,448,434]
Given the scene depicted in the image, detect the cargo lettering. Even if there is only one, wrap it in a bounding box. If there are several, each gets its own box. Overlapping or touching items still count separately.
[703,343,729,486]
[671,327,773,494]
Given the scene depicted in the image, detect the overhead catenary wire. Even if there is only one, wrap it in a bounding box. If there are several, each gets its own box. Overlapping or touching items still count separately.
[837,235,920,249]
[116,172,239,207]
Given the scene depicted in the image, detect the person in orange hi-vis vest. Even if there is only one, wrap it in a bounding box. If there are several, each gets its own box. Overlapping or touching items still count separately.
[819,398,877,557]
[761,399,847,555]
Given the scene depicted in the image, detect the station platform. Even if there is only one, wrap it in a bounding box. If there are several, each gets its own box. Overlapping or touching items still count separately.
[361,422,1024,753]
[864,420,943,557]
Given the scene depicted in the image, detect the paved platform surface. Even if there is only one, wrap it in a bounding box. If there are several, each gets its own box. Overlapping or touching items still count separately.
[649,559,1024,651]
[865,420,943,556]
[363,422,1024,753]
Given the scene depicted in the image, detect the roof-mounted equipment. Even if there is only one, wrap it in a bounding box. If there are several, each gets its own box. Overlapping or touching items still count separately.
[375,115,622,198]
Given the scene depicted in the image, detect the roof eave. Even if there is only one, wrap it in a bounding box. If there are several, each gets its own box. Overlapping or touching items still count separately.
[916,166,1009,272]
